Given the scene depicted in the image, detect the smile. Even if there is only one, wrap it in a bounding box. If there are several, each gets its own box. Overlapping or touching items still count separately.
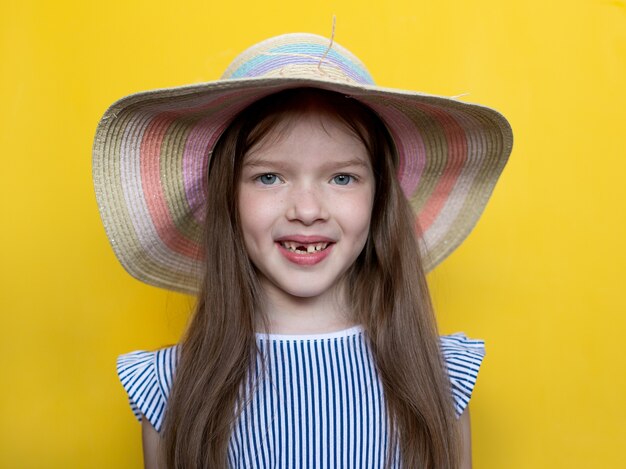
[276,241,334,266]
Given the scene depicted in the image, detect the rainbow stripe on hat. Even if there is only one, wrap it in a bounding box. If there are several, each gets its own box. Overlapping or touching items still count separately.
[93,33,513,293]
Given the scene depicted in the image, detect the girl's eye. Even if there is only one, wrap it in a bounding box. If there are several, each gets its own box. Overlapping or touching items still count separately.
[256,174,280,185]
[332,174,353,186]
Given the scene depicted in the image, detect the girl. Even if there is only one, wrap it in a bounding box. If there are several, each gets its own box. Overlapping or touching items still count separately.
[94,33,513,468]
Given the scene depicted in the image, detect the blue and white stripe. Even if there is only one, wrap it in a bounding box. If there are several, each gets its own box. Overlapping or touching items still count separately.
[116,345,178,432]
[439,333,486,417]
[117,327,484,467]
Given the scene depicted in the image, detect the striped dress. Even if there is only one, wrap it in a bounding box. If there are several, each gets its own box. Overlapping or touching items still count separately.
[117,326,485,468]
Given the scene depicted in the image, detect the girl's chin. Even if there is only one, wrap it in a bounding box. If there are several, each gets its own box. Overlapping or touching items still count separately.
[273,285,337,301]
[259,276,342,303]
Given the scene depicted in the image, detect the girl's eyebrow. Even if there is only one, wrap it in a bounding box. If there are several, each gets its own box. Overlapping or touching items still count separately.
[242,158,287,169]
[326,158,371,170]
[243,158,370,169]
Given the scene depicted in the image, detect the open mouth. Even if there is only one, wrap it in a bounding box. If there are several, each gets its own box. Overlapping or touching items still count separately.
[279,241,331,254]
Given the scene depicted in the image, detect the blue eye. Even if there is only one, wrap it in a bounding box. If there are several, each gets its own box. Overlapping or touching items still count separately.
[332,174,353,185]
[257,174,279,185]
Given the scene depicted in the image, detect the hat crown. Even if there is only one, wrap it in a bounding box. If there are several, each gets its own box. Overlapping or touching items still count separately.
[221,33,375,86]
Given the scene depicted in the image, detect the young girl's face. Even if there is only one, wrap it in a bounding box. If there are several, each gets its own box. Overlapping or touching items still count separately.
[238,110,375,306]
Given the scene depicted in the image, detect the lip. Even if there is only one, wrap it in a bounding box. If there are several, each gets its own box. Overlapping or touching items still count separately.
[276,241,334,266]
[275,235,336,243]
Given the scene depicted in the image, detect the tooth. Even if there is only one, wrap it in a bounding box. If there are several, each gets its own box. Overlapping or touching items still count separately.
[280,241,330,253]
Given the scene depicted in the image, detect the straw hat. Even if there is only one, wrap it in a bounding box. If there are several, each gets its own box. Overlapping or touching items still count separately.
[93,33,513,294]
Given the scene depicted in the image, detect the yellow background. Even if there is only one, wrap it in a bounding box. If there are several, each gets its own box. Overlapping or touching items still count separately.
[1,0,624,467]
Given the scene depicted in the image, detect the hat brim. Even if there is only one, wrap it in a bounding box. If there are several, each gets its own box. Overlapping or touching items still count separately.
[93,76,513,293]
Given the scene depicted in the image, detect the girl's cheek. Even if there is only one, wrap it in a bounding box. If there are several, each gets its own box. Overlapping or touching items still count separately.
[239,188,281,224]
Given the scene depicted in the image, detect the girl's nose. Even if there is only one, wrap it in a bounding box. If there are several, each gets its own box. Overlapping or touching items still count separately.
[285,186,329,225]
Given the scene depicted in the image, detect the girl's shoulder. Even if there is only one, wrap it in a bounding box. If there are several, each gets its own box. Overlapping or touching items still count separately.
[439,333,486,417]
[116,345,179,432]
[115,334,485,430]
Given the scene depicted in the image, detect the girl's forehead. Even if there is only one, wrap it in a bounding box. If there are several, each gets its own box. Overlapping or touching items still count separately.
[244,111,369,162]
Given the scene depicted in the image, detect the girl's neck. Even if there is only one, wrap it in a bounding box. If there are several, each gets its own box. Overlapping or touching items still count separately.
[255,281,357,335]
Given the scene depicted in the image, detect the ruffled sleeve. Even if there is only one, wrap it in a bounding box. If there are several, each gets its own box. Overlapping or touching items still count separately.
[439,334,485,418]
[116,345,179,432]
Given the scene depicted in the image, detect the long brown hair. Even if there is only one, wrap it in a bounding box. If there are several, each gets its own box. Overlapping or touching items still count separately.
[161,88,460,468]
